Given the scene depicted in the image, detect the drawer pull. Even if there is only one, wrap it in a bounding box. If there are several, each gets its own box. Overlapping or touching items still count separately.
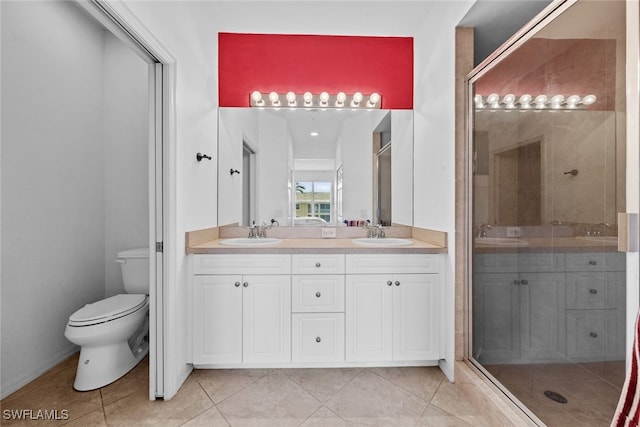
[243,282,249,288]
[589,289,598,294]
[234,282,241,287]
[589,332,598,338]
[395,281,400,286]
[316,262,321,268]
[588,260,597,266]
[387,281,393,286]
[520,280,528,285]
[315,292,321,298]
[315,337,322,343]
[513,280,521,285]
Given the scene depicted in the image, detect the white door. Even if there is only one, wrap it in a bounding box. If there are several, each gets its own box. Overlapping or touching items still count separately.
[345,275,393,361]
[192,276,242,364]
[242,275,291,363]
[392,274,440,361]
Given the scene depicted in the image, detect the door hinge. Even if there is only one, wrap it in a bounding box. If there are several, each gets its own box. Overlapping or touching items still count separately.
[156,242,164,253]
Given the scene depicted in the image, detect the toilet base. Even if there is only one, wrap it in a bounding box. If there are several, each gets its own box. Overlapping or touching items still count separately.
[73,328,148,391]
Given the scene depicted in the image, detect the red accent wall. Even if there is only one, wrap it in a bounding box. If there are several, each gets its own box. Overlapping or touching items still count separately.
[218,33,413,109]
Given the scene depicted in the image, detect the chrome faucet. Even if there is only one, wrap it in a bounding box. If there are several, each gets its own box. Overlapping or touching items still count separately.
[476,224,492,238]
[376,224,386,238]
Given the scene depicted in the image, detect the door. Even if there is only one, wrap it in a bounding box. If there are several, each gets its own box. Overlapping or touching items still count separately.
[242,275,291,363]
[345,275,393,361]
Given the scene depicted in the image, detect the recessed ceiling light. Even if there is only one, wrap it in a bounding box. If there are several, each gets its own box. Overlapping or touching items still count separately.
[310,131,319,137]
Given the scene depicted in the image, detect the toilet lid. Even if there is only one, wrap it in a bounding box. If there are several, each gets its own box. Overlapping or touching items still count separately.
[69,294,147,326]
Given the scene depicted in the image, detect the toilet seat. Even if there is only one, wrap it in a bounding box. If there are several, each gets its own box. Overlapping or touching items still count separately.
[68,294,148,327]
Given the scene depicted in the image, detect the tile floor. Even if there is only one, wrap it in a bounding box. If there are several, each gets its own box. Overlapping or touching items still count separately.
[486,361,625,427]
[0,353,530,426]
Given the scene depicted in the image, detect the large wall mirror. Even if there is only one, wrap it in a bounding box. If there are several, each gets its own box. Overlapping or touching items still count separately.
[218,108,413,227]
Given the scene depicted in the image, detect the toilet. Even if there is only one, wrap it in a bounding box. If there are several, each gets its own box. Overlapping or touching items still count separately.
[65,248,150,391]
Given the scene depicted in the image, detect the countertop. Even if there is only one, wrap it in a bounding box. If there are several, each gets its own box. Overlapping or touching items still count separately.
[474,236,620,254]
[186,237,447,255]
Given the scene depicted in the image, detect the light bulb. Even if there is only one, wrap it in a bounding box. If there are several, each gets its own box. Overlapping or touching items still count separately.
[582,94,597,105]
[286,91,297,106]
[367,92,381,107]
[473,94,485,109]
[503,94,516,109]
[351,92,363,107]
[269,92,280,106]
[550,95,564,109]
[518,94,532,108]
[319,91,330,106]
[534,95,548,108]
[336,92,346,107]
[251,91,264,106]
[566,95,580,108]
[486,93,499,108]
[303,92,313,106]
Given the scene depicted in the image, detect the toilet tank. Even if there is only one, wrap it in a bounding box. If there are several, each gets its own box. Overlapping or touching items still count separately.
[116,248,150,294]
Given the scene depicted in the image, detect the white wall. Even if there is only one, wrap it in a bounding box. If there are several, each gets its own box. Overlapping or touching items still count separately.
[103,32,149,297]
[1,1,107,397]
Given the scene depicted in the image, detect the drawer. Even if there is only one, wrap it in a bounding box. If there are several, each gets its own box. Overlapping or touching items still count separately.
[566,272,622,309]
[565,253,623,272]
[292,275,345,313]
[292,313,345,362]
[566,309,614,358]
[473,253,564,273]
[346,254,441,274]
[292,254,345,274]
[193,254,291,275]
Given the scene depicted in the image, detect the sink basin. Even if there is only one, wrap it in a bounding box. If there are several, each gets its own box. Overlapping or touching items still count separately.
[352,238,413,246]
[474,237,530,247]
[575,236,618,244]
[219,237,282,246]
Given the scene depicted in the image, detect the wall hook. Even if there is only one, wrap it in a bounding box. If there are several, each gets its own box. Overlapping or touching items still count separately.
[230,169,240,175]
[563,169,578,176]
[196,153,212,162]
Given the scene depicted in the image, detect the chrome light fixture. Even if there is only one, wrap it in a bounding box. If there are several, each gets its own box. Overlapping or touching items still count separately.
[250,91,381,109]
[474,93,597,111]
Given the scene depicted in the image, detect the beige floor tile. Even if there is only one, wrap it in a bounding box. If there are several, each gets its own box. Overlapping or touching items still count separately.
[103,376,212,426]
[192,368,272,404]
[60,409,106,427]
[372,366,445,401]
[100,357,149,406]
[181,406,230,426]
[216,371,322,427]
[283,368,360,403]
[416,405,472,426]
[325,370,428,426]
[299,406,349,427]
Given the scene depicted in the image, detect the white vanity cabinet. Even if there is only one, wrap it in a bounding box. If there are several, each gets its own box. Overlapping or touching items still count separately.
[192,255,291,365]
[345,254,443,362]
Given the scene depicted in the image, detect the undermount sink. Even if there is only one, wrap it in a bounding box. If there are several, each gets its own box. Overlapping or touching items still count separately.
[575,236,618,244]
[474,237,530,247]
[219,237,282,246]
[352,238,413,246]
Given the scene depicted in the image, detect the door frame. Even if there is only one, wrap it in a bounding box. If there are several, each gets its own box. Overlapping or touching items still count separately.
[75,0,177,400]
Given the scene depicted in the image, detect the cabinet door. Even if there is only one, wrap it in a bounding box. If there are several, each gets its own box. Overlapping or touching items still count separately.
[392,274,440,360]
[242,275,291,363]
[519,273,565,360]
[192,275,242,364]
[345,275,392,361]
[473,273,520,363]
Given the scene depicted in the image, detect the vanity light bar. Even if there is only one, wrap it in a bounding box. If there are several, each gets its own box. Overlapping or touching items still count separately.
[250,91,381,109]
[474,93,596,110]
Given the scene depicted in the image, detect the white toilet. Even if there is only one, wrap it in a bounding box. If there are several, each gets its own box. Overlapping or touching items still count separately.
[65,248,150,391]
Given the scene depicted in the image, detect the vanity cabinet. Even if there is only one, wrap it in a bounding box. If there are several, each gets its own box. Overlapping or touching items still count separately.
[345,254,442,362]
[473,252,625,364]
[192,255,291,365]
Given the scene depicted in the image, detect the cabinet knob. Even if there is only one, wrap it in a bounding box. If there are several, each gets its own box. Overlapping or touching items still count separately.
[588,260,597,266]
[513,280,521,285]
[315,262,321,268]
[589,289,598,294]
[315,292,321,298]
[243,282,249,288]
[316,337,322,343]
[590,332,598,338]
[387,281,393,286]
[520,280,528,285]
[234,282,241,287]
[395,281,400,286]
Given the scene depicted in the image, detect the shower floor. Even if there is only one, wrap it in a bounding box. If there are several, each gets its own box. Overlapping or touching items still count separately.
[486,361,625,426]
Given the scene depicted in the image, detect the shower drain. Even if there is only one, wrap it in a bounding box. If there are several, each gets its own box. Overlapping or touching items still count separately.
[544,390,568,404]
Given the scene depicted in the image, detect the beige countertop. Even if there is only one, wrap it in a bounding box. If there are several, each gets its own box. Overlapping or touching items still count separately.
[474,236,620,253]
[187,237,446,254]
